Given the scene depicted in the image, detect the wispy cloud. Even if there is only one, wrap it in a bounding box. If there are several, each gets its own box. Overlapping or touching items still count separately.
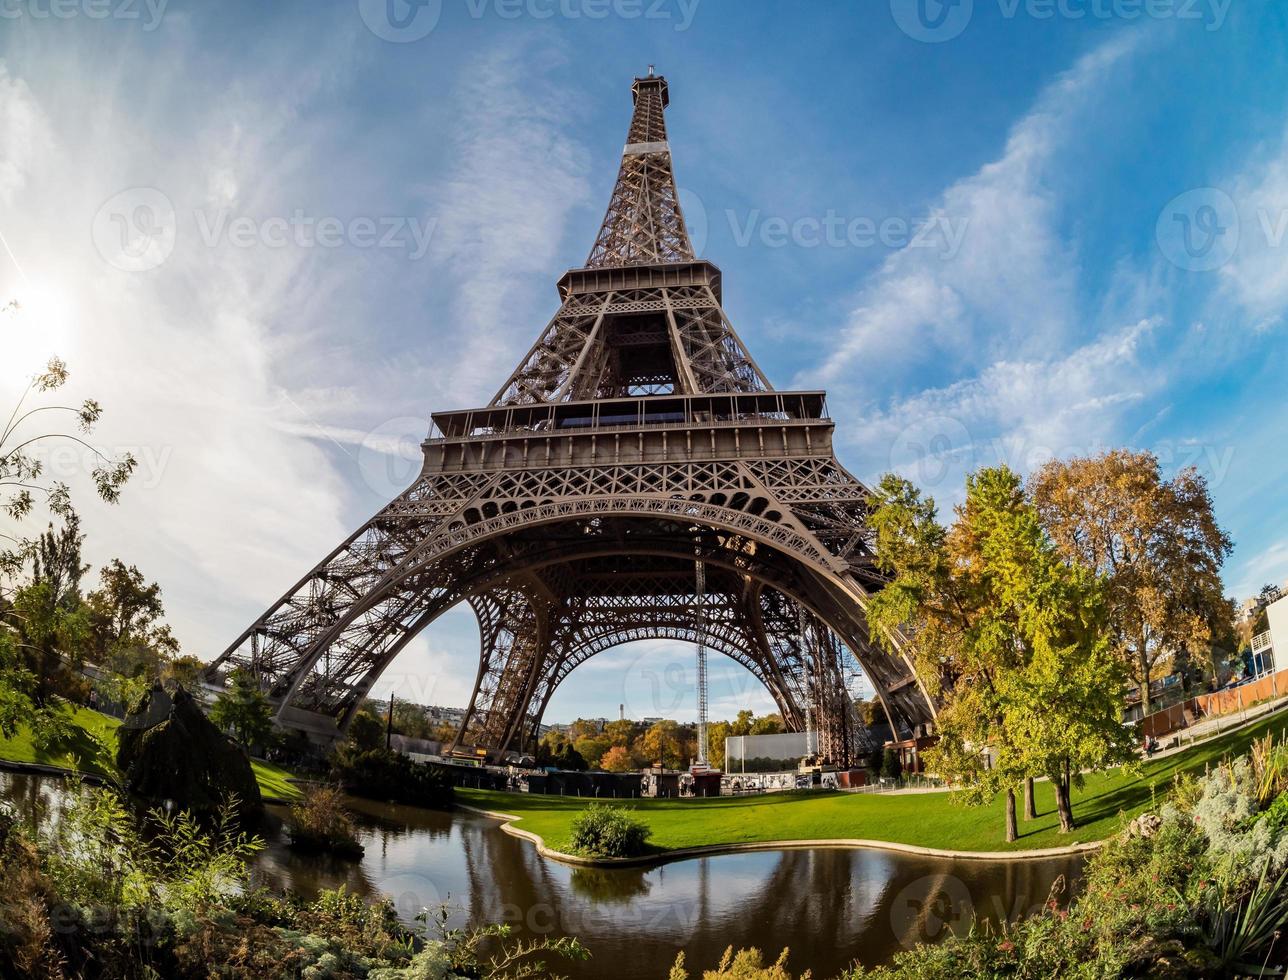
[422,40,593,405]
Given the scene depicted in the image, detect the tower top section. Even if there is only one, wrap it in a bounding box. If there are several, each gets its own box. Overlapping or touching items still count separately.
[585,71,693,268]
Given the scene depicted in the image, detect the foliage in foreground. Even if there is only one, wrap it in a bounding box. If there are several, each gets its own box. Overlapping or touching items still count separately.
[0,782,587,979]
[672,734,1288,979]
[568,802,652,858]
[670,947,805,979]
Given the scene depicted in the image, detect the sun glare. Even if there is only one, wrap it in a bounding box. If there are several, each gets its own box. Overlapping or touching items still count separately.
[3,282,77,379]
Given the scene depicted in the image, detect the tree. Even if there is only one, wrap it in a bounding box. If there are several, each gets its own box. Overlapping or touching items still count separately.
[208,669,275,749]
[639,719,684,769]
[10,516,90,702]
[568,718,603,742]
[85,560,179,664]
[1030,450,1234,715]
[0,347,135,743]
[880,747,903,781]
[164,654,206,688]
[866,468,1134,840]
[348,708,386,751]
[1,350,135,584]
[706,719,731,769]
[599,745,634,772]
[574,735,611,768]
[603,718,636,747]
[390,700,434,741]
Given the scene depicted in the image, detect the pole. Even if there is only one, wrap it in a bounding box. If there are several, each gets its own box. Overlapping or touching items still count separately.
[695,557,709,768]
[386,692,394,751]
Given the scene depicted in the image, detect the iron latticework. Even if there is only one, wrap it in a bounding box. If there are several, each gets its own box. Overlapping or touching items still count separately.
[208,72,936,766]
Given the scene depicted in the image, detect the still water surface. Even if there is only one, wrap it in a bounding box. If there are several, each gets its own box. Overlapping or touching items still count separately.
[1,772,1083,979]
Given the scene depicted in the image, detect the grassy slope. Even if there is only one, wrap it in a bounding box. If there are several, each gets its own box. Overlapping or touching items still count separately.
[0,702,302,802]
[459,707,1288,855]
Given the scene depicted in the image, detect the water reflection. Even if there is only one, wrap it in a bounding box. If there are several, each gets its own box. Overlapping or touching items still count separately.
[0,772,1082,979]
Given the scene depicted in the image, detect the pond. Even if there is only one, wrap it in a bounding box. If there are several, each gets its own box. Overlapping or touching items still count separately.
[0,772,1084,979]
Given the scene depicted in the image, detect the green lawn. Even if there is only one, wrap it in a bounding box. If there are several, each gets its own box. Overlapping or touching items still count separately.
[459,707,1288,855]
[0,702,302,802]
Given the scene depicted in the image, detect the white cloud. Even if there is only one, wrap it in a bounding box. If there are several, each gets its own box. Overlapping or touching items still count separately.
[0,65,53,208]
[421,41,593,406]
[849,317,1160,500]
[1219,124,1288,324]
[804,34,1141,407]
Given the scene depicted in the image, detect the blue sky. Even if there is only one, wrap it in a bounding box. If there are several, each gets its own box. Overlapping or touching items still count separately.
[1,1,1286,723]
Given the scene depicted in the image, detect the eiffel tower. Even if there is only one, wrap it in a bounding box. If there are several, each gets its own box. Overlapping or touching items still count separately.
[208,71,935,765]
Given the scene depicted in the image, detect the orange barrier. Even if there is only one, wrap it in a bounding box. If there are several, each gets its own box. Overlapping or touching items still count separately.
[1139,669,1287,741]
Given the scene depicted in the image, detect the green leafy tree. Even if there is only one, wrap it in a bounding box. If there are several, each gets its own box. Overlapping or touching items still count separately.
[348,708,386,751]
[750,713,785,735]
[8,516,91,704]
[881,747,903,781]
[706,719,731,769]
[574,735,611,768]
[867,468,1133,841]
[85,560,179,665]
[209,669,275,749]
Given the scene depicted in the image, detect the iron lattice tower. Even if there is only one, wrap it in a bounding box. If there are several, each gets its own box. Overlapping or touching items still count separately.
[207,72,936,766]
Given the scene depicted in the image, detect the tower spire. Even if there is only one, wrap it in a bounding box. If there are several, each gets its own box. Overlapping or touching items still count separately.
[586,72,694,268]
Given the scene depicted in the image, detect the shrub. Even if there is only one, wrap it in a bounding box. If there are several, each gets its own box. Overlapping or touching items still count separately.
[568,803,652,858]
[286,785,364,859]
[329,745,453,809]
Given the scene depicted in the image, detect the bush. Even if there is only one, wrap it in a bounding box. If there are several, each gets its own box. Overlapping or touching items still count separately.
[329,745,453,809]
[286,785,364,859]
[880,748,903,781]
[568,803,652,858]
